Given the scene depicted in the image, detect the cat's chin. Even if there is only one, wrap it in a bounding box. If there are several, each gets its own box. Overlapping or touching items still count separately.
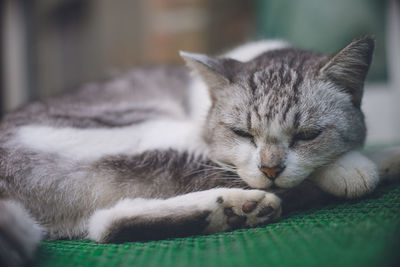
[274,173,308,189]
[243,179,272,190]
[237,171,273,189]
[266,185,289,194]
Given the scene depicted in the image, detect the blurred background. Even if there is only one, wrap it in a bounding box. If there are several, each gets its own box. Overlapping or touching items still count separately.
[1,0,400,145]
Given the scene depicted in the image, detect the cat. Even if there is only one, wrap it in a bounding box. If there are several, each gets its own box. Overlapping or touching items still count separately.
[1,36,400,266]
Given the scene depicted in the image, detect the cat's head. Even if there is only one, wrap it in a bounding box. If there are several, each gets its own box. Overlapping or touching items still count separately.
[181,37,374,190]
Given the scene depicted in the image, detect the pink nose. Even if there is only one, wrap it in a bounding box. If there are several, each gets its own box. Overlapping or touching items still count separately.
[259,165,284,180]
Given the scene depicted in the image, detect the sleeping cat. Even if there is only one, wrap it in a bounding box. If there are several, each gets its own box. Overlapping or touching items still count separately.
[1,36,400,266]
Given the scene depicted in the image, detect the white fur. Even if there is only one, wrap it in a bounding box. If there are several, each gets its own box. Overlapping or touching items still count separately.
[16,119,207,161]
[234,143,272,189]
[224,40,289,62]
[88,188,281,242]
[275,152,308,188]
[188,78,212,123]
[311,151,379,198]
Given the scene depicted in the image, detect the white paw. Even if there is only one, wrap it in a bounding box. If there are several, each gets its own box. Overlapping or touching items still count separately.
[312,151,379,198]
[205,189,281,233]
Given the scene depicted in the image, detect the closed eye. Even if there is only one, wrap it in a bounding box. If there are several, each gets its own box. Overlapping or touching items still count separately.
[290,129,322,147]
[231,128,254,140]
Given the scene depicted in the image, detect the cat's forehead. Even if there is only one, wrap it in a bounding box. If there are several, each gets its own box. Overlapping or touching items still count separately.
[227,49,332,129]
[231,49,329,107]
[247,48,328,71]
[238,48,328,86]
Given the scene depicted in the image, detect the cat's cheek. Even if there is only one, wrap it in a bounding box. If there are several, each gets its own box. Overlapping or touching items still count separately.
[237,168,272,189]
[232,144,269,189]
[232,143,254,163]
[209,142,237,164]
[275,174,305,188]
[274,153,311,188]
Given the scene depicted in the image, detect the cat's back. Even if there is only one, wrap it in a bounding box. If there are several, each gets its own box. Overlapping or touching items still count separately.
[1,64,191,131]
[0,63,196,201]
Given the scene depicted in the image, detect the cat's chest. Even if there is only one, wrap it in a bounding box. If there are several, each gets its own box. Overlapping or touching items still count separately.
[13,119,207,161]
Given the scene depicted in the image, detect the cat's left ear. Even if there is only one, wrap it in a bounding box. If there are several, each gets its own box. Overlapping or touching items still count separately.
[180,51,241,96]
[320,36,375,108]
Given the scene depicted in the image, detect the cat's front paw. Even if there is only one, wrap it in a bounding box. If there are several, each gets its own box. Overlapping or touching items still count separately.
[206,189,281,233]
[311,151,379,198]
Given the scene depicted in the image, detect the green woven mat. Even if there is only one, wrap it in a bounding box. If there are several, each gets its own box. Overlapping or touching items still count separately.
[34,184,400,267]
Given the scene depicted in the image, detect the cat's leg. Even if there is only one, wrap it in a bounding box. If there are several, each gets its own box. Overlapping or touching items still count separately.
[88,188,281,243]
[310,150,379,198]
[0,200,43,267]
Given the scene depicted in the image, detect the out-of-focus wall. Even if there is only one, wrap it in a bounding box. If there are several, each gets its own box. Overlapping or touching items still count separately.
[3,0,255,106]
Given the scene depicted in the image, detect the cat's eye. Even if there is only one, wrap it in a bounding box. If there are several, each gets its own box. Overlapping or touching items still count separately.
[290,129,322,147]
[231,128,254,140]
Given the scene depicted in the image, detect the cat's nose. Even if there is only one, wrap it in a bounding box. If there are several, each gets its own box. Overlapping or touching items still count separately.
[259,165,285,180]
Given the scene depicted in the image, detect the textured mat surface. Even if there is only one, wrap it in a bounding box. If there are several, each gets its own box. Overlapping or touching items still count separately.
[33,183,400,267]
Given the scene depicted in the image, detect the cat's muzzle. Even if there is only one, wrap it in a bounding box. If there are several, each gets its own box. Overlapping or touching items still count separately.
[259,165,285,180]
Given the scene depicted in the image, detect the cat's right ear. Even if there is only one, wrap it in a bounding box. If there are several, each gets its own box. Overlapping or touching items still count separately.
[180,51,240,94]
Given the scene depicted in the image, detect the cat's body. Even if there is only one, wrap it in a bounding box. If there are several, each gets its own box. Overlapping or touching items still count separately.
[0,65,212,238]
[1,38,400,266]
